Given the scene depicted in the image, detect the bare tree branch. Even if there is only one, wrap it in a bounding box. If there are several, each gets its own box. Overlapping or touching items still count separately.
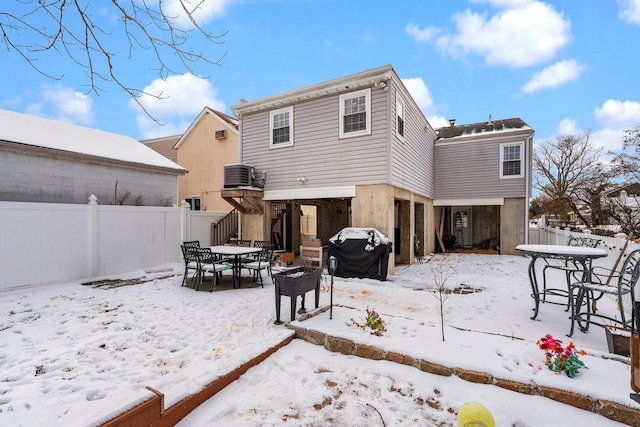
[533,131,613,226]
[0,0,227,122]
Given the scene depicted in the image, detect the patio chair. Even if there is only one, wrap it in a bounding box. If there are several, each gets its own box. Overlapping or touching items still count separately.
[194,247,234,291]
[242,245,274,287]
[541,236,601,308]
[568,248,640,336]
[181,244,200,287]
[236,239,252,247]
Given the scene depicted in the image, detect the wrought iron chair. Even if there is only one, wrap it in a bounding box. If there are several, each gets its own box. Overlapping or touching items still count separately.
[568,249,640,336]
[194,247,233,291]
[242,245,274,287]
[236,239,252,247]
[542,236,601,308]
[181,243,200,287]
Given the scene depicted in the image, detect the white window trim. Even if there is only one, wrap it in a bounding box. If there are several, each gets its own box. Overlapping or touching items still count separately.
[339,88,371,139]
[269,106,294,149]
[396,94,405,141]
[499,142,524,179]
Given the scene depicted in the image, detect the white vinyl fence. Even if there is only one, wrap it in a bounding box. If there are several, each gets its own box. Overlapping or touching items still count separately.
[0,197,226,291]
[529,224,640,272]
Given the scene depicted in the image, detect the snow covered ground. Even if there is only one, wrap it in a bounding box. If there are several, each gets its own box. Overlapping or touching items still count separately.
[0,253,637,426]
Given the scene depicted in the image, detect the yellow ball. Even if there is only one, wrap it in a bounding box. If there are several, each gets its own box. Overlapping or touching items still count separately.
[457,402,495,427]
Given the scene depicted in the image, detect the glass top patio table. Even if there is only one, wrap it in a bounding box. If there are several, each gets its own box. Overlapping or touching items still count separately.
[515,244,608,321]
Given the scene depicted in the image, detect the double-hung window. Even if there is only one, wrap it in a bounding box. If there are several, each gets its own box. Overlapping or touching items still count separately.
[339,88,371,138]
[270,106,293,149]
[500,142,524,178]
[396,95,405,140]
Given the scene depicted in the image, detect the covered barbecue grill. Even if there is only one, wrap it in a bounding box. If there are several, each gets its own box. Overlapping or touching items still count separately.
[327,227,392,281]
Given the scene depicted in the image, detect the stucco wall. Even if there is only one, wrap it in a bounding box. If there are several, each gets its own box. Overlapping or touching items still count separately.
[176,113,239,211]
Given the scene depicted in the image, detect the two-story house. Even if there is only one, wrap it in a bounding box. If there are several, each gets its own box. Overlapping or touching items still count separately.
[226,65,533,272]
[230,65,437,272]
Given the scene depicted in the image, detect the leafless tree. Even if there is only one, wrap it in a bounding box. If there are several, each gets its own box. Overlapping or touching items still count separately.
[611,128,640,182]
[0,1,226,121]
[603,192,640,236]
[533,132,612,226]
[429,264,455,342]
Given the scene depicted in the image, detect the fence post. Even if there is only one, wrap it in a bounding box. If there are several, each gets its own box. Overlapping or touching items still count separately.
[88,194,98,279]
[181,199,190,243]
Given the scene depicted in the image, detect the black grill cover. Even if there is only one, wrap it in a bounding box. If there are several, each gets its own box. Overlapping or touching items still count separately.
[327,228,392,281]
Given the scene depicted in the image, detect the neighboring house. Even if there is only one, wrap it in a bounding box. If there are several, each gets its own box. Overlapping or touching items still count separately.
[0,109,185,206]
[602,183,640,232]
[141,134,180,163]
[226,65,533,271]
[144,107,240,212]
[434,118,534,254]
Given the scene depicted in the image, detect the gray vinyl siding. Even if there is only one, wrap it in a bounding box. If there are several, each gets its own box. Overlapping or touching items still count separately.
[389,80,436,198]
[240,87,389,192]
[434,137,528,199]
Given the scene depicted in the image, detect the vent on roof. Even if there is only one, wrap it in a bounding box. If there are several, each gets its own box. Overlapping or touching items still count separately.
[215,130,227,140]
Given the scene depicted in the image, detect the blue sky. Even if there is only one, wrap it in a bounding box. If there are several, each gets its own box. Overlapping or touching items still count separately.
[1,0,639,155]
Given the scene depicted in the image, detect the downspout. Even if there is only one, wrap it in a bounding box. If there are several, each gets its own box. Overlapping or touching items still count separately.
[525,135,533,244]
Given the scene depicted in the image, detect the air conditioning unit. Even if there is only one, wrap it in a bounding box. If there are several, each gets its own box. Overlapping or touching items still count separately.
[215,130,227,140]
[224,164,255,188]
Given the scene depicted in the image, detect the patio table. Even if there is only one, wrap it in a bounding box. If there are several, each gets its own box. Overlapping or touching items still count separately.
[209,245,263,288]
[515,244,607,321]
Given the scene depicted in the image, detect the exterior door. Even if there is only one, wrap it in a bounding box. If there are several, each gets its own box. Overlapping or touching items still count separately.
[452,208,472,248]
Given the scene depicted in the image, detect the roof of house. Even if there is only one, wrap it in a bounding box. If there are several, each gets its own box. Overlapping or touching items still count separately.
[436,117,532,140]
[0,109,185,173]
[141,135,180,161]
[231,65,395,115]
[173,106,239,150]
[603,183,640,198]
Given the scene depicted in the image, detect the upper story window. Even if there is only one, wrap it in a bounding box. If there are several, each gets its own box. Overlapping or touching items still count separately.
[339,88,371,138]
[500,142,524,178]
[396,95,405,140]
[270,106,293,149]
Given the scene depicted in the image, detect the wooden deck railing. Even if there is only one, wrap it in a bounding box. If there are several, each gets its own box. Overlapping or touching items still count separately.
[211,209,238,246]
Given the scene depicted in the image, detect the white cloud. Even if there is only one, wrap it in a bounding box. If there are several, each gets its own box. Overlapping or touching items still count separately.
[522,59,585,93]
[401,77,435,113]
[405,24,440,42]
[401,78,447,129]
[618,0,640,24]
[130,73,227,139]
[163,0,230,28]
[550,101,640,155]
[557,118,579,136]
[26,85,94,125]
[594,99,640,129]
[435,1,570,68]
[427,115,449,129]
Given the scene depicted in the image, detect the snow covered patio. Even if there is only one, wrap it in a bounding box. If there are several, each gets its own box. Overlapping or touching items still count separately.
[1,253,639,426]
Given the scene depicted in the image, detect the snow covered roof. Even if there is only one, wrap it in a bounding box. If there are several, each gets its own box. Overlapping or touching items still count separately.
[436,117,532,140]
[0,109,185,173]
